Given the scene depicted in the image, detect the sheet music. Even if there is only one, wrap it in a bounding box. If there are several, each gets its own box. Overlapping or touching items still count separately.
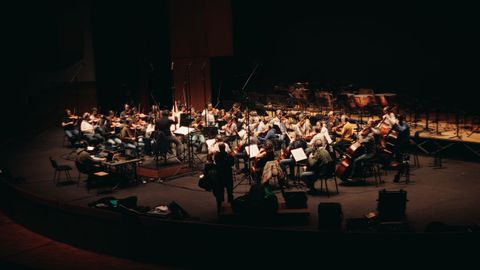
[245,144,259,159]
[324,132,333,144]
[291,148,307,162]
[174,126,195,135]
[206,138,216,148]
[237,129,246,138]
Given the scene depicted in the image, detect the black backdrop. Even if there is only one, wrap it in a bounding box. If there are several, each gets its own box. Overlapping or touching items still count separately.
[213,1,479,112]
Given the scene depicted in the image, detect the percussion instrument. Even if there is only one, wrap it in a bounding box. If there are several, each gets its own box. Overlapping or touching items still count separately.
[354,94,374,108]
[374,93,397,107]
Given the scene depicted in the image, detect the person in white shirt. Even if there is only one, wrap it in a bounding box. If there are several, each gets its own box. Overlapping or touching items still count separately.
[80,113,104,143]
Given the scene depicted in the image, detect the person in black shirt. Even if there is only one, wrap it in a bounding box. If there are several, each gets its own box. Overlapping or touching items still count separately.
[253,139,275,183]
[155,110,183,159]
[213,143,234,212]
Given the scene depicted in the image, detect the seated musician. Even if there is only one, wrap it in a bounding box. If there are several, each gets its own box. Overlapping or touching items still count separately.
[221,115,238,147]
[306,126,328,155]
[344,125,377,182]
[332,115,353,154]
[269,110,288,146]
[119,120,144,157]
[80,113,104,144]
[295,114,312,137]
[201,102,217,127]
[62,109,80,146]
[325,111,339,139]
[148,104,160,122]
[381,106,398,127]
[155,110,183,160]
[300,142,334,194]
[393,114,410,183]
[252,139,275,183]
[208,134,231,162]
[233,132,259,173]
[120,103,132,120]
[279,133,307,181]
[76,141,105,174]
[143,117,157,156]
[190,116,206,152]
[257,123,277,144]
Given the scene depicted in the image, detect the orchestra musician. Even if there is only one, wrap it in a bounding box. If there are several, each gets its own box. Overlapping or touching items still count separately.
[344,124,377,182]
[201,102,217,127]
[381,106,398,127]
[155,109,183,160]
[62,109,80,146]
[295,114,312,137]
[257,123,277,144]
[80,112,104,144]
[221,115,238,146]
[300,141,334,194]
[208,134,231,162]
[119,119,144,157]
[252,139,275,183]
[120,103,132,120]
[279,132,307,181]
[332,115,354,154]
[393,114,410,183]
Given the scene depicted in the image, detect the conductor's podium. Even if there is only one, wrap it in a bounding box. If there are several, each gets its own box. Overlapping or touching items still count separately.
[218,202,310,226]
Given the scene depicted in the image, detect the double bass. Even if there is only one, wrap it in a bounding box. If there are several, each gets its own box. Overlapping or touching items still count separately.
[334,141,365,181]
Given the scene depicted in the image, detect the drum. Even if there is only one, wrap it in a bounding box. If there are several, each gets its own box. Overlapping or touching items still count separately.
[354,94,373,108]
[375,93,397,107]
[338,93,356,109]
[314,91,333,108]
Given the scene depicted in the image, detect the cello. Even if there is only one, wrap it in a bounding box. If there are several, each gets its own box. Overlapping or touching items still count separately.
[335,140,365,180]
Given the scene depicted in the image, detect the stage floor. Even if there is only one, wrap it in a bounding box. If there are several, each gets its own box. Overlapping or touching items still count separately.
[2,128,480,232]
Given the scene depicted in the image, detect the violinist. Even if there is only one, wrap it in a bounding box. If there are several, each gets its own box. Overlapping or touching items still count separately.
[258,123,277,144]
[301,141,334,194]
[252,139,275,182]
[120,103,132,120]
[80,112,104,144]
[233,132,259,173]
[344,124,377,182]
[190,116,206,153]
[119,119,145,157]
[279,133,307,181]
[148,104,160,122]
[62,109,80,146]
[295,114,312,137]
[208,134,231,162]
[201,102,217,127]
[222,116,238,146]
[332,115,354,154]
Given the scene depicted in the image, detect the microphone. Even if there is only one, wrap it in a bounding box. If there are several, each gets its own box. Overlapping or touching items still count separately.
[171,61,174,71]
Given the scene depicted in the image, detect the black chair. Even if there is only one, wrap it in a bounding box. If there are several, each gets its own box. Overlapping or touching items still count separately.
[49,157,73,185]
[318,162,339,197]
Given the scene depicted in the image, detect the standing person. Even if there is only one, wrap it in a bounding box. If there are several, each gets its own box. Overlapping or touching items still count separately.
[213,143,234,213]
[155,110,183,160]
[393,114,410,183]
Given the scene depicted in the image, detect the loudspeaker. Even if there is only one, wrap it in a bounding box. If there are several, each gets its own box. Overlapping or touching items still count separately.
[283,191,307,209]
[318,202,343,231]
[377,189,407,221]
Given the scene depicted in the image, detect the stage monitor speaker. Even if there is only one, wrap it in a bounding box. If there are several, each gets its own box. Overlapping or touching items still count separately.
[283,191,307,209]
[318,202,343,231]
[377,189,407,221]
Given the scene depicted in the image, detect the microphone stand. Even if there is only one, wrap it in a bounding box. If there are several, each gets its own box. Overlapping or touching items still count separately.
[235,63,261,188]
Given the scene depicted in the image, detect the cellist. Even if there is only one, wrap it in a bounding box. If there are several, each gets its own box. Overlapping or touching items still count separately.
[343,123,377,182]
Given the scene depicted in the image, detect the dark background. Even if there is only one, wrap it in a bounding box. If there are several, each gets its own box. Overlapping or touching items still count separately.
[3,1,479,143]
[217,1,479,110]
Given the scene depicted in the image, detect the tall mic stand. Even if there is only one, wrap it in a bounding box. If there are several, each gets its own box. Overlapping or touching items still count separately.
[234,63,261,189]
